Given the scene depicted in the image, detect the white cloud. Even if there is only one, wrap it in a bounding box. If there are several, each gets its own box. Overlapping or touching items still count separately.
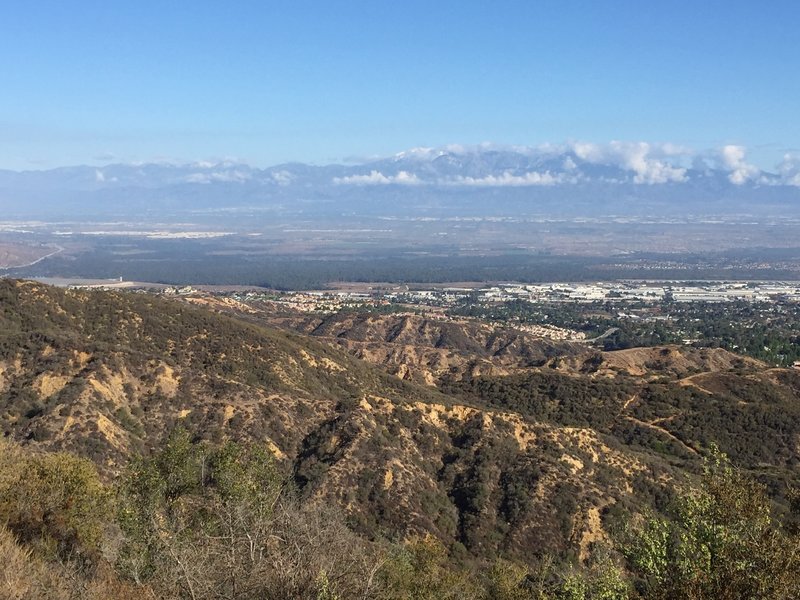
[719,145,760,185]
[189,158,243,169]
[392,171,421,184]
[333,170,421,185]
[393,147,441,160]
[192,160,218,169]
[94,169,118,183]
[719,145,746,168]
[572,141,688,184]
[659,142,693,156]
[184,170,251,184]
[448,171,572,187]
[393,142,535,160]
[571,142,599,161]
[777,153,800,186]
[270,170,294,186]
[443,143,467,154]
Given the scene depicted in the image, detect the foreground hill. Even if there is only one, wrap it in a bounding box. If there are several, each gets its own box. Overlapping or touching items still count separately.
[1,279,799,566]
[0,280,449,464]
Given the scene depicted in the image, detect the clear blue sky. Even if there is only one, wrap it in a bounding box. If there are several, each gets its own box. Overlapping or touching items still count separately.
[1,0,798,170]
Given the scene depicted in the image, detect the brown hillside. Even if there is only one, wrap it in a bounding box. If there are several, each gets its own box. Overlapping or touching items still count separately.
[599,345,764,378]
[2,280,799,565]
[228,310,585,385]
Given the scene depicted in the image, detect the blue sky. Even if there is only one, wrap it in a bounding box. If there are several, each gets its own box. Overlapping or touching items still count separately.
[1,0,798,170]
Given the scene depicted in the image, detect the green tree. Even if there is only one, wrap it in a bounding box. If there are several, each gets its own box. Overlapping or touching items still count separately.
[116,428,283,597]
[484,559,531,600]
[0,438,112,563]
[116,428,382,599]
[622,447,800,599]
[378,534,482,600]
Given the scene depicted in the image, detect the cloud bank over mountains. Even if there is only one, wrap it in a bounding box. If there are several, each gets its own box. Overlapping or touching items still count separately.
[718,145,761,185]
[1,141,799,221]
[777,153,800,186]
[333,170,421,186]
[321,141,799,188]
[569,141,688,185]
[8,141,797,189]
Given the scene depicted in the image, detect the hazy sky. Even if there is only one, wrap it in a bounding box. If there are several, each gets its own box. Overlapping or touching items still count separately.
[1,0,798,170]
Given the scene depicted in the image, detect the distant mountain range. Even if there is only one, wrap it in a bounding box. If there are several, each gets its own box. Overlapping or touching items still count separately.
[1,144,799,220]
